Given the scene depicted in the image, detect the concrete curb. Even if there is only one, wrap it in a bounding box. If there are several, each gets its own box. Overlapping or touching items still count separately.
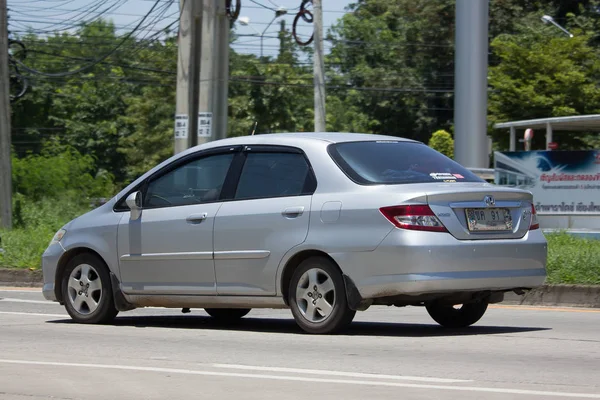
[502,285,600,308]
[0,268,44,288]
[1,268,599,308]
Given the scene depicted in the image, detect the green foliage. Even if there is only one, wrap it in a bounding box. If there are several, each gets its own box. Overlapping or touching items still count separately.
[0,196,92,269]
[12,142,115,202]
[326,0,455,141]
[545,232,600,285]
[488,22,600,149]
[428,130,454,158]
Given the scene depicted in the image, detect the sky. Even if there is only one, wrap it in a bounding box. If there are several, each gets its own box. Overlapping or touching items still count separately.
[8,0,355,58]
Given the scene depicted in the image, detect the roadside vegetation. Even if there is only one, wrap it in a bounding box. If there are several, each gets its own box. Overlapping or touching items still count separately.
[545,233,600,285]
[0,146,112,269]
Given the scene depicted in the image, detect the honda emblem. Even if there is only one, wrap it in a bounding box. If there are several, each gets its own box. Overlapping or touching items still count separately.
[484,195,495,207]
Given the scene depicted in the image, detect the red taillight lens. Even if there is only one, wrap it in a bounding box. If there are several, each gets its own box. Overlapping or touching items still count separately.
[529,204,539,230]
[379,205,448,232]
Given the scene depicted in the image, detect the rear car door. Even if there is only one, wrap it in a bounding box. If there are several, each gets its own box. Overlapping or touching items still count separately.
[213,146,317,296]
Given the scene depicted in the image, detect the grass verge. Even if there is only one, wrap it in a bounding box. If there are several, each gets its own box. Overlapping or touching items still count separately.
[545,232,600,285]
[0,196,91,269]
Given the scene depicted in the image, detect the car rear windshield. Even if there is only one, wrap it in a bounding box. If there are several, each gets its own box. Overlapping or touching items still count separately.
[328,141,484,185]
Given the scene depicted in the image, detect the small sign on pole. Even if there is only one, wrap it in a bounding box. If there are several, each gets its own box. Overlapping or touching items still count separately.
[174,114,189,139]
[198,112,212,138]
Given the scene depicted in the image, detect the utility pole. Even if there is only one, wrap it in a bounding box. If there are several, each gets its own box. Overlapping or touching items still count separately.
[454,0,489,168]
[213,0,229,141]
[313,0,326,132]
[197,0,216,145]
[174,0,203,153]
[0,0,12,229]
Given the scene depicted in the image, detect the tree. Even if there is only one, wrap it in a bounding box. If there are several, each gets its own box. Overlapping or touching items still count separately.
[428,129,454,158]
[327,0,455,141]
[488,22,600,150]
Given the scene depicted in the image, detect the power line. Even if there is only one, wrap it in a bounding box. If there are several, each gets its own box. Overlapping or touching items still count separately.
[13,0,163,77]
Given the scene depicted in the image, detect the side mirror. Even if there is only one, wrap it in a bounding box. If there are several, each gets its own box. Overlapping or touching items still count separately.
[126,191,142,220]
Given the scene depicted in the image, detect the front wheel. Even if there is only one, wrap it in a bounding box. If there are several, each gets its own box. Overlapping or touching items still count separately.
[425,302,488,328]
[288,257,355,334]
[61,253,119,324]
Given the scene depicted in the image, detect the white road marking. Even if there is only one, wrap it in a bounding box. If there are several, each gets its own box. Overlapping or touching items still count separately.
[0,298,53,304]
[212,363,471,383]
[0,359,599,398]
[0,288,41,293]
[0,311,68,318]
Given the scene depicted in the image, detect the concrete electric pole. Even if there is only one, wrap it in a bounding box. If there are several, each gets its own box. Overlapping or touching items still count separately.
[454,0,489,168]
[0,0,12,229]
[174,0,230,152]
[213,0,229,141]
[197,0,216,146]
[313,0,326,132]
[174,0,203,154]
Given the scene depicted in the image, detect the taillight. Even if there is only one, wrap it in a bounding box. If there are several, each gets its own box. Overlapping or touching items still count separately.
[529,204,539,230]
[379,205,448,232]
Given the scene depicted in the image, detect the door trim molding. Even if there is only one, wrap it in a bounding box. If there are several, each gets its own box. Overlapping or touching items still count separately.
[120,252,213,261]
[213,250,271,260]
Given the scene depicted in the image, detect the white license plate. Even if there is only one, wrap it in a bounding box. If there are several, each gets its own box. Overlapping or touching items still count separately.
[465,208,512,231]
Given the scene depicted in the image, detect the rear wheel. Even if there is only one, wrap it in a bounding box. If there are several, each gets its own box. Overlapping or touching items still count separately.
[288,257,355,334]
[204,308,251,321]
[425,302,488,328]
[61,253,118,324]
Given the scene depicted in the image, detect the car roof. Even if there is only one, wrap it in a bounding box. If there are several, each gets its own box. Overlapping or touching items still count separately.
[189,132,419,152]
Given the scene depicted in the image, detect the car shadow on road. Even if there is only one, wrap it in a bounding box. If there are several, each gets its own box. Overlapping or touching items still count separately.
[48,315,550,337]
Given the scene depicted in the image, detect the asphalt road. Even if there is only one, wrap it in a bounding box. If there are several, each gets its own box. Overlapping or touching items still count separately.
[1,288,600,400]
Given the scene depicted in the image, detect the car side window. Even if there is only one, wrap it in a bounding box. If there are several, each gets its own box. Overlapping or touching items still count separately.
[234,152,314,200]
[144,153,234,208]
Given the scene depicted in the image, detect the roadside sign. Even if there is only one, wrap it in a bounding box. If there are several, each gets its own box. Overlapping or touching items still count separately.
[174,114,188,139]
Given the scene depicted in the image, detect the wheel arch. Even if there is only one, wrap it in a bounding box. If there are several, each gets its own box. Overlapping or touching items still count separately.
[279,249,365,310]
[54,247,109,303]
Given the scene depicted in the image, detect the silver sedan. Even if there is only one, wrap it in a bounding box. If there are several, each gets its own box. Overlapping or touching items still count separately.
[41,133,547,334]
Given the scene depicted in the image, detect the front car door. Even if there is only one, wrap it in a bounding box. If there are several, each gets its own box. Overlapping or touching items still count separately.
[213,146,317,295]
[117,147,240,295]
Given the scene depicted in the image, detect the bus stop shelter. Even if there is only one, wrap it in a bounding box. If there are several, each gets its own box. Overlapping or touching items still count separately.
[494,114,600,151]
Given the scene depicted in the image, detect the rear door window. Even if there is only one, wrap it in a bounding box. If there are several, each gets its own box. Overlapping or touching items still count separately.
[234,152,315,200]
[328,141,483,185]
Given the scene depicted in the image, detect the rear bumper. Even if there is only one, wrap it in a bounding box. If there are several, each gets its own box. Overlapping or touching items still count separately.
[331,229,548,300]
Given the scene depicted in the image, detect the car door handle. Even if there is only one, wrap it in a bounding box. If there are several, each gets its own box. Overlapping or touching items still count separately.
[186,213,208,224]
[282,206,304,218]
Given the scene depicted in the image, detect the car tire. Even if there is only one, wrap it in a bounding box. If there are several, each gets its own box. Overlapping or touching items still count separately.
[425,302,488,328]
[204,308,251,321]
[288,257,355,334]
[61,253,119,324]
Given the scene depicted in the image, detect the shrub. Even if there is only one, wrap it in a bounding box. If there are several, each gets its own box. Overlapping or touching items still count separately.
[12,142,115,201]
[428,129,454,159]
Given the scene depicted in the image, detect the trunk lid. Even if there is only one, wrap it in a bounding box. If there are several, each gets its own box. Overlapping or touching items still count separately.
[372,183,535,240]
[423,183,534,240]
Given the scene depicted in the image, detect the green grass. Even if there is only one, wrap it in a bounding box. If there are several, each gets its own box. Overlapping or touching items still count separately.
[0,196,91,269]
[545,232,600,285]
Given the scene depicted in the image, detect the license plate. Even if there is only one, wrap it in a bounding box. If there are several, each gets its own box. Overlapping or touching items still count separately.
[465,208,512,231]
